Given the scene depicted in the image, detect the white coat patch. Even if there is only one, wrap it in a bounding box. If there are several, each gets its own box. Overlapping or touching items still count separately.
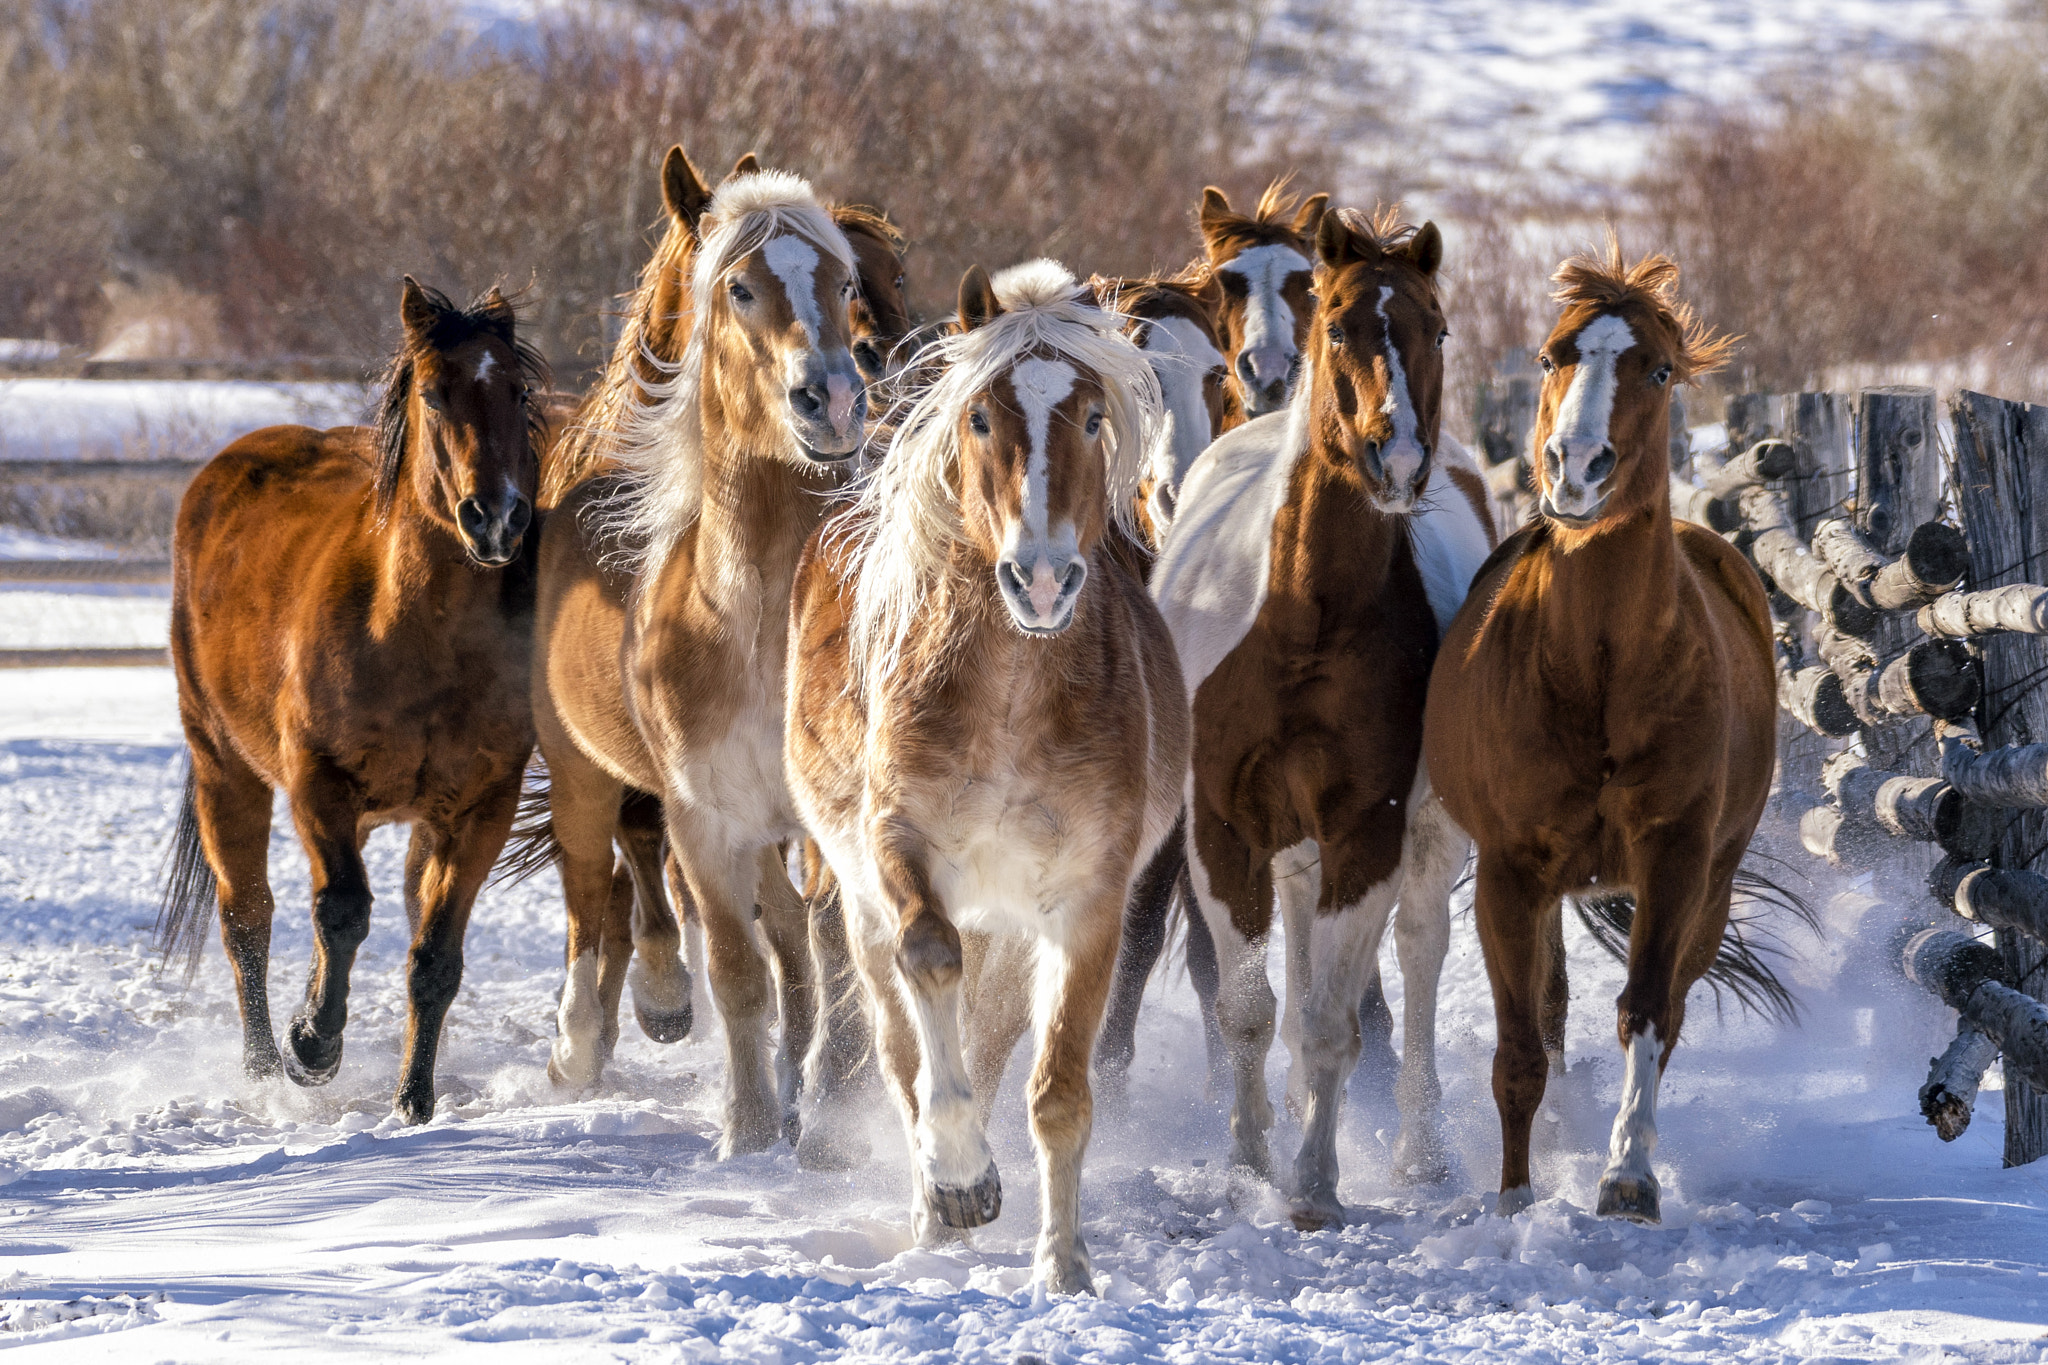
[1555,313,1635,453]
[1218,243,1310,358]
[1008,357,1076,543]
[763,234,824,342]
[475,351,498,384]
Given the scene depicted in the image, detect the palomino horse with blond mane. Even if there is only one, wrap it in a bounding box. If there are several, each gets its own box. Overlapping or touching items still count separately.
[529,161,867,1159]
[160,279,549,1123]
[1197,181,1329,417]
[1150,207,1496,1226]
[786,261,1185,1293]
[1423,244,1773,1224]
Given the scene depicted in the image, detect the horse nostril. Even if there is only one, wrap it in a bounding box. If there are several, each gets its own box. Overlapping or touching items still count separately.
[1586,445,1616,485]
[789,384,824,419]
[1236,351,1257,385]
[1542,440,1564,485]
[851,388,869,421]
[506,496,532,539]
[457,497,488,536]
[1059,560,1086,596]
[853,341,882,381]
[998,560,1028,599]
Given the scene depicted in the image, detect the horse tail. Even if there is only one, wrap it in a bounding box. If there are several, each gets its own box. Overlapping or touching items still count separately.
[155,762,218,982]
[1571,853,1819,1023]
[491,760,562,888]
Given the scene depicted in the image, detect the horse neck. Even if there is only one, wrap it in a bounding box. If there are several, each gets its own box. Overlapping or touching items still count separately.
[689,419,832,613]
[1277,435,1407,598]
[1536,489,1683,669]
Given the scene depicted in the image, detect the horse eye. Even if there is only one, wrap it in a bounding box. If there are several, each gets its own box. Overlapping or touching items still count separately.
[727,280,753,305]
[842,280,857,300]
[1537,354,1555,374]
[1436,329,1449,350]
[1650,364,1673,388]
[421,388,448,413]
[1085,412,1104,437]
[968,411,991,436]
[1326,324,1345,348]
[894,274,905,291]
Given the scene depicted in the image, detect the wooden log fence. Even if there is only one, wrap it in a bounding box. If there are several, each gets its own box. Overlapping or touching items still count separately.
[1693,384,2048,1165]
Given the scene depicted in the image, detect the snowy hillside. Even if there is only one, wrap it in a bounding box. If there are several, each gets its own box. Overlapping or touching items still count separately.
[0,673,2043,1359]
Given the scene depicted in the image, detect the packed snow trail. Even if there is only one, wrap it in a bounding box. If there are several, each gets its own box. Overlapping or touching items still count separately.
[1,682,2046,1361]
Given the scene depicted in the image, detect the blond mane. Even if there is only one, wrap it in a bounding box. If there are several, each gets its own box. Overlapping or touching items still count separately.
[582,170,853,566]
[842,259,1162,690]
[1551,232,1737,383]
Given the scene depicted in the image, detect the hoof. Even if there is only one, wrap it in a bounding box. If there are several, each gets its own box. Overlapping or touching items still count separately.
[925,1161,1002,1230]
[1597,1171,1661,1224]
[1289,1194,1344,1232]
[634,1001,693,1045]
[716,1107,781,1160]
[546,1038,602,1091]
[1495,1183,1536,1218]
[391,1081,435,1126]
[283,1018,341,1087]
[1037,1246,1094,1296]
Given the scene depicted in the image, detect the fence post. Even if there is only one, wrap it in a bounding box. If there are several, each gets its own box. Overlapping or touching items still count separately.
[1770,393,1854,812]
[1950,389,2048,1168]
[1858,387,1943,775]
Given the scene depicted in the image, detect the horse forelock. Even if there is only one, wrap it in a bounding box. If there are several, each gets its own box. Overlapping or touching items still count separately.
[841,263,1162,691]
[590,172,856,568]
[1550,233,1735,383]
[375,284,549,522]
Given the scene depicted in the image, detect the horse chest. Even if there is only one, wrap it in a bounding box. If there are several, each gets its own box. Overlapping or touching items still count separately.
[925,769,1078,938]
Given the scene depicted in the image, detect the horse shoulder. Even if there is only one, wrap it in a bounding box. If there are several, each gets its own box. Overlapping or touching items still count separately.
[1674,521,1773,663]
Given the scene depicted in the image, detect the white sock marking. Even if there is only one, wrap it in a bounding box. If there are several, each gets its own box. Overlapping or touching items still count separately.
[1605,1023,1662,1183]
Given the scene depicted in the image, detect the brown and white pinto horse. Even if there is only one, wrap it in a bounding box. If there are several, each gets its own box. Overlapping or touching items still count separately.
[1198,181,1328,417]
[787,261,1183,1293]
[1150,209,1495,1227]
[1423,244,1766,1224]
[531,164,866,1158]
[159,279,548,1123]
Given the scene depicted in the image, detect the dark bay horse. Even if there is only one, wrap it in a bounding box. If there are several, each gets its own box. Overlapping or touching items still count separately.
[787,260,1183,1292]
[159,279,548,1123]
[1149,209,1495,1226]
[1423,242,1770,1223]
[1197,181,1328,417]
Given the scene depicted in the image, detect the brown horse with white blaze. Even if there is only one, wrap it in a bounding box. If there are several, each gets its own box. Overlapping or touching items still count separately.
[787,261,1185,1293]
[531,165,866,1159]
[1149,208,1495,1226]
[159,279,548,1122]
[1198,181,1328,417]
[1423,242,1769,1223]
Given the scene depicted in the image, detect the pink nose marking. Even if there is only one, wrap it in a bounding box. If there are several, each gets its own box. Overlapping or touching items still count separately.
[825,374,857,432]
[1028,560,1060,619]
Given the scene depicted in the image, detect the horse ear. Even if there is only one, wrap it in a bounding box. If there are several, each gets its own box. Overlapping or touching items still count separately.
[1407,221,1444,277]
[1293,192,1330,238]
[400,275,438,340]
[957,265,1002,332]
[475,286,516,340]
[1315,211,1357,271]
[728,152,761,181]
[1199,187,1232,233]
[661,145,714,236]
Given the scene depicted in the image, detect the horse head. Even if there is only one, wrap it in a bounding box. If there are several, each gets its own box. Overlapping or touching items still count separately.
[1198,181,1327,417]
[378,277,548,566]
[1096,275,1230,540]
[1307,208,1446,514]
[1534,238,1734,534]
[834,205,915,385]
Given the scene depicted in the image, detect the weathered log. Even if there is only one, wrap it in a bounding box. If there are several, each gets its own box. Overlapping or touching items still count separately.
[1919,582,2048,638]
[1879,776,1963,844]
[1799,805,1865,866]
[1920,1021,2000,1141]
[1939,719,2048,809]
[1813,517,1889,604]
[1703,438,1795,500]
[1863,638,1979,723]
[1779,663,1859,737]
[1739,485,1875,633]
[1902,927,2048,1097]
[1857,386,1939,553]
[1670,477,1719,530]
[1944,862,2048,947]
[1815,518,1968,611]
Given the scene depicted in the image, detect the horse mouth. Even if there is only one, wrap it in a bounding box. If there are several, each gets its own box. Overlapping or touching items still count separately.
[1541,494,1607,528]
[797,441,860,466]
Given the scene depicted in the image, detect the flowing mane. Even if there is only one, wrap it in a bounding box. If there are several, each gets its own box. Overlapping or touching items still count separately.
[580,170,854,565]
[375,283,548,521]
[843,259,1161,689]
[1325,204,1420,259]
[1551,234,1737,383]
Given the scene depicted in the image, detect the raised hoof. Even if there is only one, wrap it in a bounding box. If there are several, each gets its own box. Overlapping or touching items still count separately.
[1597,1172,1661,1224]
[795,1123,869,1173]
[391,1081,436,1126]
[926,1162,1002,1230]
[634,1001,693,1045]
[1495,1183,1536,1218]
[283,1018,341,1087]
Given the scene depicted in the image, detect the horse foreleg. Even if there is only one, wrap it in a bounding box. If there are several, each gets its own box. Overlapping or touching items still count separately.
[1388,794,1460,1185]
[189,740,280,1078]
[618,790,691,1044]
[593,858,634,1065]
[669,813,781,1158]
[1474,854,1557,1216]
[1028,903,1119,1295]
[1093,810,1185,1094]
[1187,801,1277,1182]
[1274,838,1321,1122]
[391,776,518,1123]
[542,748,623,1089]
[755,844,817,1145]
[797,851,876,1171]
[283,767,375,1087]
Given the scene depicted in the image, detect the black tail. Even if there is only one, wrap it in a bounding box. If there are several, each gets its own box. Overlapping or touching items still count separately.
[1571,855,1820,1022]
[491,759,562,888]
[155,763,218,982]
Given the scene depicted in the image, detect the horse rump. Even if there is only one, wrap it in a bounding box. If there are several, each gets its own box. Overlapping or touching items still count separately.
[155,761,218,983]
[1571,857,1820,1022]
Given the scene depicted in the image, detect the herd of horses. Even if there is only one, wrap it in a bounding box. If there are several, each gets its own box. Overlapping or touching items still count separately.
[154,143,1781,1292]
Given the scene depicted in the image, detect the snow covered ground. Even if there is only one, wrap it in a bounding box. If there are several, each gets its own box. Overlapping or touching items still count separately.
[0,661,2044,1361]
[0,380,368,464]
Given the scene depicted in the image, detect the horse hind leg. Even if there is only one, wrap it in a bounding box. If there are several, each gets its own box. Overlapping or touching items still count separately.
[542,748,625,1089]
[1186,804,1278,1182]
[798,849,877,1171]
[1388,793,1461,1185]
[184,740,282,1078]
[617,790,691,1044]
[755,844,817,1146]
[282,767,376,1088]
[1093,810,1185,1097]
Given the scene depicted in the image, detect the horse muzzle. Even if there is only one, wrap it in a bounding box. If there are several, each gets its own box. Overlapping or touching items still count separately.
[996,553,1087,636]
[1235,344,1297,416]
[788,352,869,463]
[456,492,532,566]
[1360,438,1432,515]
[1540,434,1616,525]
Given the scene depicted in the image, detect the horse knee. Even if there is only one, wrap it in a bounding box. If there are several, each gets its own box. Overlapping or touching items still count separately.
[896,912,962,993]
[408,940,464,1008]
[312,887,372,952]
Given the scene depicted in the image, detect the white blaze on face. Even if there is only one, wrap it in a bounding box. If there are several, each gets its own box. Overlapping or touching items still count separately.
[1006,356,1079,620]
[1218,243,1310,397]
[1139,313,1227,495]
[1373,284,1428,494]
[763,234,824,343]
[474,351,498,385]
[1543,312,1634,518]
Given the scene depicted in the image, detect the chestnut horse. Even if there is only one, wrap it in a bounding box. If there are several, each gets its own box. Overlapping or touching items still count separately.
[530,163,867,1159]
[514,147,914,1110]
[1422,243,1769,1223]
[158,279,548,1123]
[1197,181,1328,417]
[788,259,1183,1293]
[1150,209,1495,1227]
